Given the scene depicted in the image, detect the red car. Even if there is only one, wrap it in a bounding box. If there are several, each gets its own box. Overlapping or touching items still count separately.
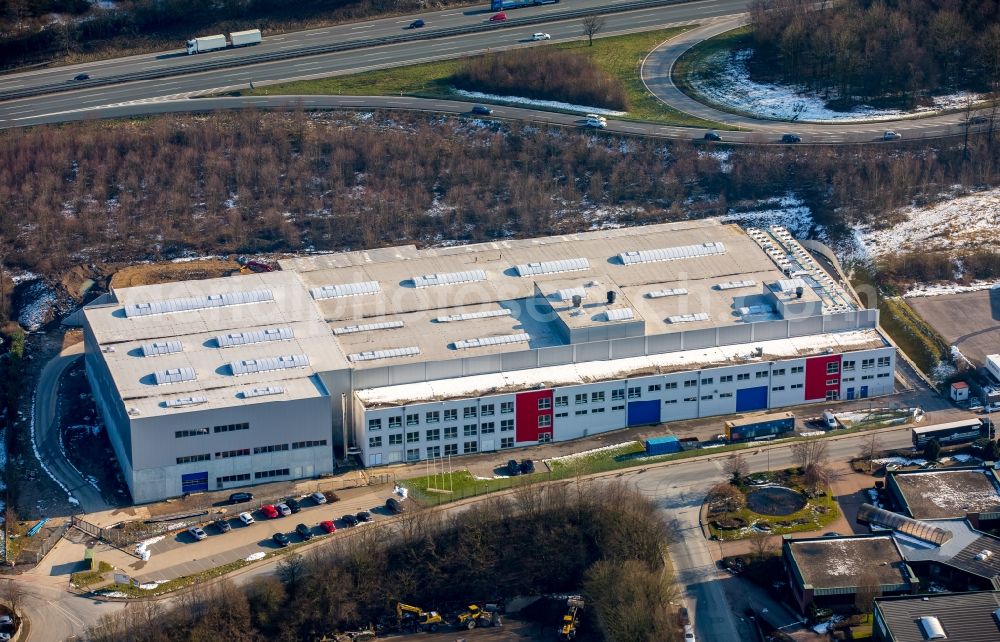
[489,11,507,21]
[320,520,337,534]
[261,504,280,519]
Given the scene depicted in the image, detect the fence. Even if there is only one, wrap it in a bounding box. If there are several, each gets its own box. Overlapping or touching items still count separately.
[32,521,69,565]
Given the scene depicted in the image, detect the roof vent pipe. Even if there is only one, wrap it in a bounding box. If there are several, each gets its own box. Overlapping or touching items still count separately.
[607,291,616,305]
[795,286,804,299]
[572,294,583,308]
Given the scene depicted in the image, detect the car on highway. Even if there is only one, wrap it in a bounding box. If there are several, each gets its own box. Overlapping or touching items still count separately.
[311,491,327,505]
[213,518,232,533]
[356,511,372,523]
[781,133,801,143]
[408,19,425,28]
[276,502,292,516]
[386,497,403,514]
[584,116,607,129]
[703,130,721,141]
[285,497,301,513]
[228,491,253,504]
[531,32,551,40]
[73,73,90,81]
[342,513,360,527]
[471,104,493,115]
[295,523,314,540]
[490,11,507,21]
[272,532,291,547]
[968,115,988,125]
[883,130,901,141]
[239,511,255,525]
[320,520,337,533]
[187,526,207,541]
[261,504,280,519]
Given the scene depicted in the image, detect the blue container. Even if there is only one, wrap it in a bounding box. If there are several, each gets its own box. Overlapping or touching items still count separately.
[645,435,681,456]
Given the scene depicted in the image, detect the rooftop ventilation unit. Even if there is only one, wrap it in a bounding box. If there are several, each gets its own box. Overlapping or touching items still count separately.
[164,396,208,408]
[717,280,757,290]
[242,386,285,399]
[333,321,404,335]
[435,309,512,323]
[605,308,635,322]
[216,326,294,348]
[125,289,273,318]
[667,313,710,324]
[917,616,946,640]
[775,278,808,292]
[141,340,183,357]
[412,270,487,288]
[310,281,380,300]
[153,367,197,385]
[230,354,309,376]
[647,288,688,299]
[738,305,775,316]
[618,242,725,266]
[555,287,586,302]
[454,333,531,350]
[349,346,421,362]
[514,258,590,277]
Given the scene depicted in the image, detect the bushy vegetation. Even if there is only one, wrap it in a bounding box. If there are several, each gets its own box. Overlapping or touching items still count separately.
[878,297,950,373]
[877,249,1000,286]
[86,483,679,642]
[452,49,630,110]
[3,111,1000,281]
[749,0,1000,106]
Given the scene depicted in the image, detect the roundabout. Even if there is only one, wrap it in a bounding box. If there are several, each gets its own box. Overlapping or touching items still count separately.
[746,486,807,517]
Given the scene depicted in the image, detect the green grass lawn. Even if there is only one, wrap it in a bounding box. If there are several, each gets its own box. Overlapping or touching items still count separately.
[708,482,841,541]
[245,28,725,128]
[404,470,524,505]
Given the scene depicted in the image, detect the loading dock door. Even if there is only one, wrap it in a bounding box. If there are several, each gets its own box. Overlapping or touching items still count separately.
[627,400,661,427]
[735,386,768,412]
[181,471,208,493]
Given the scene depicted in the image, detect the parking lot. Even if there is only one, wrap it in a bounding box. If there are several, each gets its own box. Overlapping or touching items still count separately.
[908,288,1000,365]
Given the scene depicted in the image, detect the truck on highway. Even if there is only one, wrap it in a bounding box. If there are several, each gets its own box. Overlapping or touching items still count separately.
[490,0,559,11]
[186,29,262,54]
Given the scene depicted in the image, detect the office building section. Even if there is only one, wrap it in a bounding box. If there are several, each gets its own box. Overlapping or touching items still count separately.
[82,220,896,502]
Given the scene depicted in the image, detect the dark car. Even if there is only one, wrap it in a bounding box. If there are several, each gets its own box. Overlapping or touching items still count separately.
[386,497,403,514]
[73,72,90,81]
[341,514,359,527]
[213,518,232,533]
[285,497,301,514]
[519,459,535,474]
[471,104,493,116]
[703,131,721,141]
[295,523,314,540]
[506,459,521,476]
[968,115,988,125]
[356,511,372,523]
[228,491,253,505]
[409,19,425,28]
[272,532,291,547]
[781,133,801,143]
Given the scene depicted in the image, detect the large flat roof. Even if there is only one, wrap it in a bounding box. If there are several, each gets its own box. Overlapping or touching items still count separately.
[891,469,1000,519]
[875,592,1000,642]
[786,535,910,590]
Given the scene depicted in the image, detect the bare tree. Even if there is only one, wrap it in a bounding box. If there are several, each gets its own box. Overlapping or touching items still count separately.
[791,438,829,471]
[0,579,20,618]
[276,553,309,598]
[803,463,833,495]
[858,433,882,472]
[707,482,746,517]
[747,529,775,562]
[723,454,748,483]
[581,16,606,46]
[854,571,882,621]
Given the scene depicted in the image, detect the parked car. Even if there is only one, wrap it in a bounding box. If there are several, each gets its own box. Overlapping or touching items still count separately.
[284,497,301,513]
[386,497,403,514]
[320,520,337,533]
[883,130,901,140]
[213,518,232,533]
[0,615,14,626]
[73,72,90,81]
[261,504,280,519]
[408,19,425,28]
[187,526,207,541]
[471,104,493,115]
[531,32,551,40]
[506,459,522,476]
[356,511,372,523]
[228,492,253,505]
[311,491,327,505]
[342,514,359,527]
[239,511,255,525]
[781,133,801,143]
[272,532,291,547]
[276,503,292,516]
[519,459,535,474]
[295,523,314,540]
[490,11,507,21]
[703,130,721,141]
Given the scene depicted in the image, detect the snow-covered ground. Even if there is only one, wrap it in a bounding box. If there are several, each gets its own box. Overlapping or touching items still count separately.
[453,89,627,117]
[544,441,639,465]
[904,280,1000,298]
[17,280,58,331]
[718,193,826,240]
[690,48,982,123]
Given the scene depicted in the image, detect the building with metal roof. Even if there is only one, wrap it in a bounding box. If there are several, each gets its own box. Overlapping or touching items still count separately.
[887,467,1000,522]
[82,220,897,503]
[873,591,1000,642]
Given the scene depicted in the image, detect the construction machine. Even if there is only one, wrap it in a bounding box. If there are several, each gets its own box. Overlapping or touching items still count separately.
[455,604,500,630]
[558,597,584,640]
[396,602,445,632]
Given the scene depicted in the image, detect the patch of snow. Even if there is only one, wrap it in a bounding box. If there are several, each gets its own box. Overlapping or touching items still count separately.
[29,394,78,506]
[544,441,640,464]
[453,89,627,117]
[245,552,266,562]
[17,280,58,331]
[931,360,958,384]
[718,194,824,240]
[952,454,977,463]
[904,280,1000,298]
[699,149,732,173]
[99,591,129,599]
[873,456,928,467]
[9,271,40,285]
[395,485,409,499]
[691,48,984,123]
[138,581,163,590]
[134,535,164,561]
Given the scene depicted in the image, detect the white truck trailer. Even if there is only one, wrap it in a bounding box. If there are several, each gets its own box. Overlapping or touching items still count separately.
[229,29,262,47]
[186,29,261,54]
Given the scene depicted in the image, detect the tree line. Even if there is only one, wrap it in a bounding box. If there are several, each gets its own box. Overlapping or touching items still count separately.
[749,0,1000,107]
[878,249,1000,288]
[86,483,680,642]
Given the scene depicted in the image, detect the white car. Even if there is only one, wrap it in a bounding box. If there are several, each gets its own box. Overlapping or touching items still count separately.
[683,625,696,641]
[311,491,328,505]
[531,32,551,40]
[0,615,12,626]
[276,503,292,516]
[187,526,207,541]
[883,130,901,141]
[239,511,255,525]
[584,117,607,129]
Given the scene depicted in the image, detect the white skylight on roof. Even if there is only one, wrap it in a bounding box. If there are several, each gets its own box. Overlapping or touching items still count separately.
[605,308,635,322]
[667,313,710,324]
[164,396,207,408]
[241,386,285,398]
[310,281,380,300]
[554,287,586,301]
[514,258,590,277]
[333,321,405,335]
[412,270,487,288]
[125,289,273,318]
[453,333,531,350]
[618,242,725,265]
[216,327,293,348]
[230,354,309,375]
[348,347,420,362]
[154,367,197,385]
[647,288,688,299]
[717,280,757,290]
[435,309,512,323]
[141,340,183,357]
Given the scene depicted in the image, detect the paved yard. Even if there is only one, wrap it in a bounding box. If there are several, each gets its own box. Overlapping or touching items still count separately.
[909,289,1000,365]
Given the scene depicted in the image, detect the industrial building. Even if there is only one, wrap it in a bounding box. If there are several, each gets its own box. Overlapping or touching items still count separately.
[873,591,1000,642]
[82,220,897,503]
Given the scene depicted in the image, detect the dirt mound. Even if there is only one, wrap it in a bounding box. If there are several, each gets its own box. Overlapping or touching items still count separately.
[110,259,241,289]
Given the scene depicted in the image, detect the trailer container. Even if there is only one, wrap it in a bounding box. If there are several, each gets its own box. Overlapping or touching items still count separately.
[230,29,262,47]
[725,412,795,442]
[911,418,992,448]
[645,435,681,456]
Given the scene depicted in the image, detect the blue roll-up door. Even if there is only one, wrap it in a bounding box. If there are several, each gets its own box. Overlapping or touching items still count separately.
[181,471,208,493]
[736,386,768,412]
[628,400,661,426]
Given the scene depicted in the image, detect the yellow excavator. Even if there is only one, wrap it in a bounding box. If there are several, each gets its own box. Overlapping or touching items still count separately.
[455,604,500,630]
[396,602,445,632]
[559,597,585,640]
